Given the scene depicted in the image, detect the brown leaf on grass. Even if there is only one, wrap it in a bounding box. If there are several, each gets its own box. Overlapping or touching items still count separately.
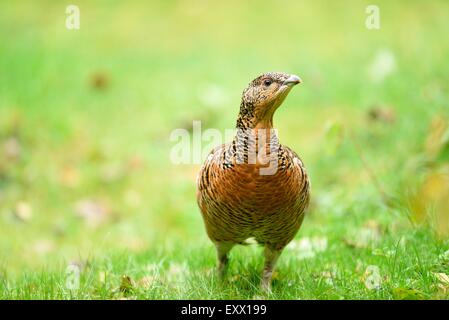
[432,271,449,299]
[367,105,396,124]
[75,199,111,227]
[362,265,382,290]
[89,71,109,90]
[119,275,134,295]
[433,273,449,286]
[434,284,449,298]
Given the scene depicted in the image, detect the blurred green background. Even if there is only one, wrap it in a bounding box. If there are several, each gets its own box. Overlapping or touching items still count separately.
[0,0,448,299]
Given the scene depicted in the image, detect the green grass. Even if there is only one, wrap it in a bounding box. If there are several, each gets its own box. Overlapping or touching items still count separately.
[0,0,448,299]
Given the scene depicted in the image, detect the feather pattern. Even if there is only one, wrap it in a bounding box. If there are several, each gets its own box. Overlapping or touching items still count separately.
[196,72,310,290]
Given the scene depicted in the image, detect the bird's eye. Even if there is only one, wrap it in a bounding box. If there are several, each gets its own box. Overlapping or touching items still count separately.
[263,79,272,87]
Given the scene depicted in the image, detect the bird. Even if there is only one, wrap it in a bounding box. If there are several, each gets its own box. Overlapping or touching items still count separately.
[196,72,310,291]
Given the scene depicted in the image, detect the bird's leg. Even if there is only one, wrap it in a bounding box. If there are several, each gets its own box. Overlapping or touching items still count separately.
[215,242,234,279]
[261,245,283,292]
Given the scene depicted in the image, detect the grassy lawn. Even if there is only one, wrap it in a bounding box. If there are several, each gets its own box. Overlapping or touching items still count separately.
[0,0,448,299]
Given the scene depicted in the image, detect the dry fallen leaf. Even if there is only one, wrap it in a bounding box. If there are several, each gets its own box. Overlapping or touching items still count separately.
[89,71,109,90]
[435,283,448,297]
[362,265,382,290]
[433,272,449,286]
[119,275,134,294]
[367,105,396,124]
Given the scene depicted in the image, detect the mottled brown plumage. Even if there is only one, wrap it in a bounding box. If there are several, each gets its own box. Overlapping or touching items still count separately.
[196,72,310,290]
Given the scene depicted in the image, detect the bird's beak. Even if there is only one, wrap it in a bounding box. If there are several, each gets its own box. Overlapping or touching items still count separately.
[283,75,302,87]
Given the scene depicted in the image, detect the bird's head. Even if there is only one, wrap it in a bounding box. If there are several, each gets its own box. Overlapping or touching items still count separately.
[238,72,302,129]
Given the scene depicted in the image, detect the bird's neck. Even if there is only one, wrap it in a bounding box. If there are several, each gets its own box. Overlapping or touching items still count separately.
[232,100,279,164]
[235,100,275,130]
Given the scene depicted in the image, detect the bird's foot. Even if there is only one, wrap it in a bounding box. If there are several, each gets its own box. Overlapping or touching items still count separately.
[215,242,233,281]
[260,281,272,294]
[217,257,229,281]
[217,266,227,280]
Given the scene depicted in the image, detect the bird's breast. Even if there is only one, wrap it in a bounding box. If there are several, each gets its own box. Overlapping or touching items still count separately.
[212,161,308,219]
